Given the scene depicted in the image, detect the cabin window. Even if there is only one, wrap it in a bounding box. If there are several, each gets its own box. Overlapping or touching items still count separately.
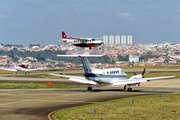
[107,71,109,74]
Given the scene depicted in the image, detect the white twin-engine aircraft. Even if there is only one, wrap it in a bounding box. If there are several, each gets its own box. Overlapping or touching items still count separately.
[3,62,38,74]
[49,55,175,91]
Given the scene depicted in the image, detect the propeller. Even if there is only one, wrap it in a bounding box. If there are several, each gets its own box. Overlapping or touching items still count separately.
[133,68,146,77]
[142,68,146,78]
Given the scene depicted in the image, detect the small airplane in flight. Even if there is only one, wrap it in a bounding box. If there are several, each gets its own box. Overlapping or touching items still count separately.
[49,55,175,91]
[3,62,38,74]
[61,31,103,50]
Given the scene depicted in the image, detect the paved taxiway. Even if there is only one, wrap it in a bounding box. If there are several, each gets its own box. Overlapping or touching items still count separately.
[0,72,179,120]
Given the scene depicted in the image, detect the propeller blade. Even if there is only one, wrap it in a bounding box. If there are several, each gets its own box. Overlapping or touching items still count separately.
[142,68,146,78]
[142,68,146,75]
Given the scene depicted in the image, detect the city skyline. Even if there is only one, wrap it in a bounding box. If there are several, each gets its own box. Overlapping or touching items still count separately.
[103,35,132,44]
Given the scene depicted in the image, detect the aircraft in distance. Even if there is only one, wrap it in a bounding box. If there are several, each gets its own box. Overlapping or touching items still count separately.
[61,31,103,49]
[49,55,175,91]
[3,62,38,74]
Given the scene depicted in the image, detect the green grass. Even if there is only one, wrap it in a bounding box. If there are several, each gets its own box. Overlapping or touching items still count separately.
[39,75,68,79]
[54,94,180,120]
[0,82,88,88]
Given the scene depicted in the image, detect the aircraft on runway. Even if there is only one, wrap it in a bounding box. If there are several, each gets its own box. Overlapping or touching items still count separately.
[61,31,103,50]
[3,62,38,74]
[49,55,175,91]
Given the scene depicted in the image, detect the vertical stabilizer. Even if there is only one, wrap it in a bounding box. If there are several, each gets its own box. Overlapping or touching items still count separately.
[81,57,92,74]
[13,61,17,69]
[57,55,103,74]
[62,31,68,38]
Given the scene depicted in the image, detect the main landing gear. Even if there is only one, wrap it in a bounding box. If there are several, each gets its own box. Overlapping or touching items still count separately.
[25,71,29,74]
[87,85,92,90]
[124,85,132,91]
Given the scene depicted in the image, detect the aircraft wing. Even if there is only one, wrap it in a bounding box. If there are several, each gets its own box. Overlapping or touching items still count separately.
[112,75,175,86]
[49,74,98,85]
[57,55,103,57]
[3,68,17,72]
[71,37,92,41]
[24,68,39,71]
[71,37,102,41]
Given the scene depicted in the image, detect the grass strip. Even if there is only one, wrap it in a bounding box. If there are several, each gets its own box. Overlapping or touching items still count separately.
[54,94,180,120]
[0,82,88,88]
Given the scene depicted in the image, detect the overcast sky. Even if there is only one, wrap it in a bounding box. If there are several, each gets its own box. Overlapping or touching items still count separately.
[0,0,180,46]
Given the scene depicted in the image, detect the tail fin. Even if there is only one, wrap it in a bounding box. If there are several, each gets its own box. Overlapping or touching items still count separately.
[62,31,68,38]
[57,55,103,74]
[81,57,92,74]
[13,61,17,68]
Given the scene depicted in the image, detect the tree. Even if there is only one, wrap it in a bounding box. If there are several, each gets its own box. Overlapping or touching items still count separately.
[37,56,45,61]
[13,57,19,62]
[118,55,129,61]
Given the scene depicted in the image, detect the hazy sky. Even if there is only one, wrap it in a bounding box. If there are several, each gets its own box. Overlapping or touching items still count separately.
[0,0,180,46]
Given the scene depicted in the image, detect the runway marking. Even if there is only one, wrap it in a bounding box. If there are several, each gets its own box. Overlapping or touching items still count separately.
[0,100,30,106]
[38,100,99,104]
[48,109,58,120]
[0,92,91,106]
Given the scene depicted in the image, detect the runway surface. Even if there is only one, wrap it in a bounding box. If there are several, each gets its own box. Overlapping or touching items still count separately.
[0,71,179,120]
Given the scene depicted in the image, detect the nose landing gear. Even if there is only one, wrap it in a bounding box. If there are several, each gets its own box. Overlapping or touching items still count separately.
[87,85,92,90]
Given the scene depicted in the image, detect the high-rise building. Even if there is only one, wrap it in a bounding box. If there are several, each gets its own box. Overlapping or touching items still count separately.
[121,35,126,44]
[103,35,108,44]
[115,35,120,44]
[109,35,114,44]
[127,35,132,44]
[102,44,112,53]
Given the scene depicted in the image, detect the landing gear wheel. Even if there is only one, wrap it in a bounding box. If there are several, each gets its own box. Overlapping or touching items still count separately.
[25,72,27,74]
[15,72,17,75]
[87,87,92,90]
[27,72,29,74]
[124,85,127,90]
[128,88,132,91]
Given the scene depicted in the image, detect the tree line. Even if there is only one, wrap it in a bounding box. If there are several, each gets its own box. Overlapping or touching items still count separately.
[0,49,113,64]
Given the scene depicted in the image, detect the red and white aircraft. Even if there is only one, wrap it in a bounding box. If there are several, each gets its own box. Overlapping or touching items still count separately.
[3,62,38,74]
[61,31,103,49]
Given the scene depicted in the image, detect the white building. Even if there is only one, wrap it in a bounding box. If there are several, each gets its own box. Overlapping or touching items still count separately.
[109,35,114,44]
[115,35,120,44]
[121,35,126,44]
[103,35,108,44]
[127,35,132,44]
[129,55,139,63]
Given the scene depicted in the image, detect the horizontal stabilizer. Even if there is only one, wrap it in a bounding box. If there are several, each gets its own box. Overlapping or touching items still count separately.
[49,74,98,85]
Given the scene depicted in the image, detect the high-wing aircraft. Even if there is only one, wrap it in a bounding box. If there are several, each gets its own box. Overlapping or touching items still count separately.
[49,55,175,91]
[61,31,103,49]
[3,62,38,74]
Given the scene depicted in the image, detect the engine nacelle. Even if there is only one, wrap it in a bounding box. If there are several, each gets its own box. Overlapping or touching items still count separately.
[129,74,143,80]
